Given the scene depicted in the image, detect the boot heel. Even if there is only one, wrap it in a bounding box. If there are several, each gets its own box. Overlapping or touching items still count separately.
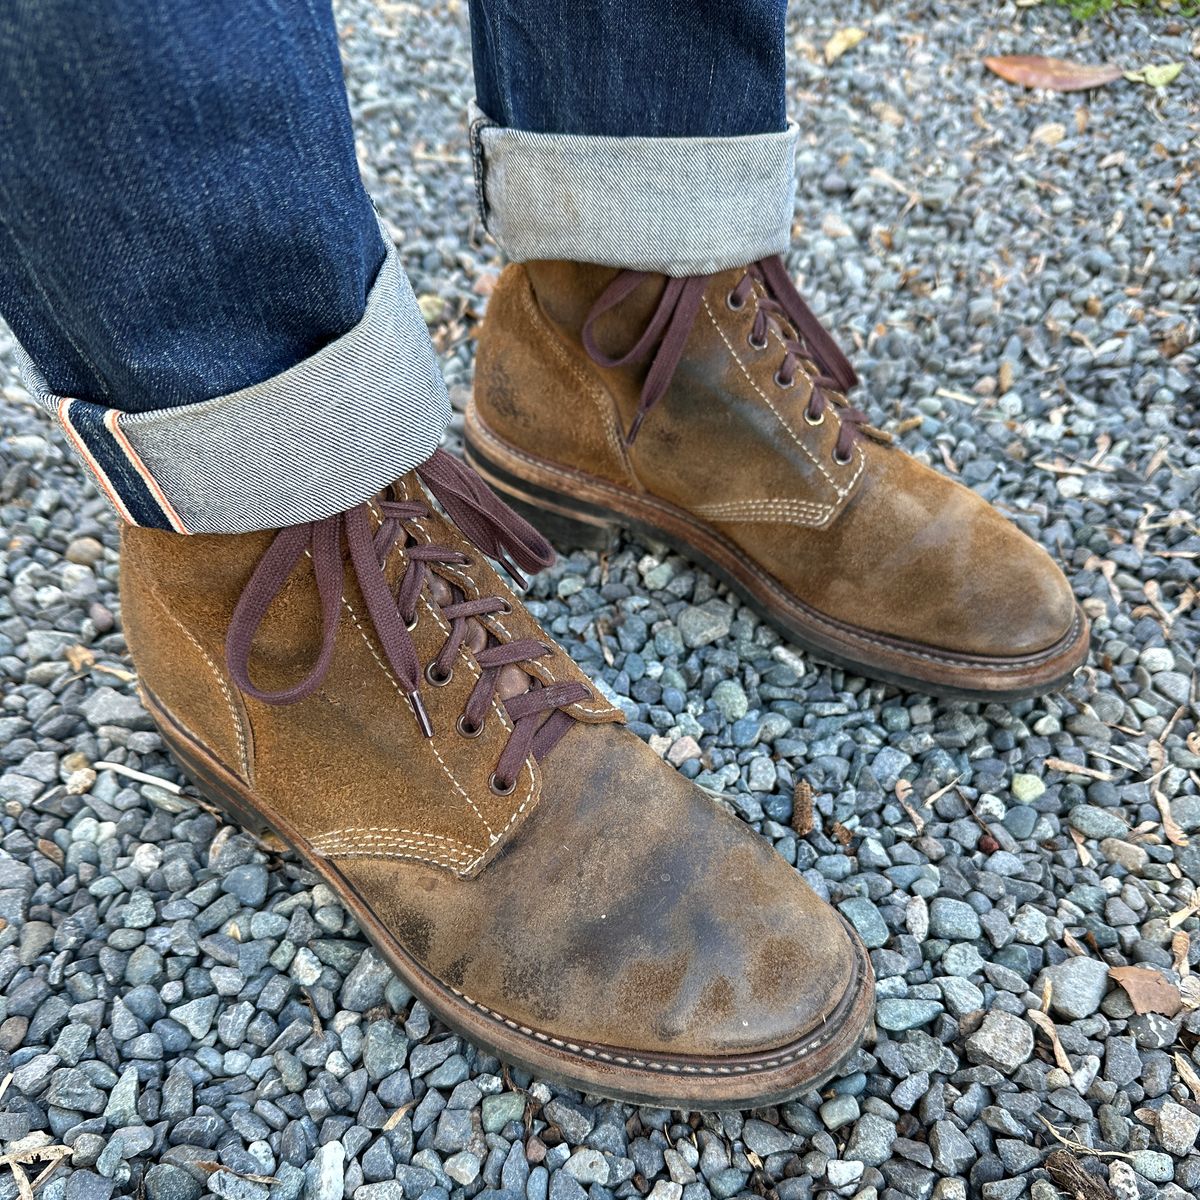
[505,491,616,553]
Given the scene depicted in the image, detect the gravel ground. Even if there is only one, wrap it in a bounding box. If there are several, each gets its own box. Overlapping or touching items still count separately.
[2,3,1199,1200]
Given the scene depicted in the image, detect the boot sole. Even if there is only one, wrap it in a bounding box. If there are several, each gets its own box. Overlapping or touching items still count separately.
[142,682,875,1109]
[464,405,1090,701]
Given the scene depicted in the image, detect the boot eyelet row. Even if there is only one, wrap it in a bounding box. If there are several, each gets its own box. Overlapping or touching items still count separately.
[489,772,516,796]
[457,714,484,738]
[425,661,453,686]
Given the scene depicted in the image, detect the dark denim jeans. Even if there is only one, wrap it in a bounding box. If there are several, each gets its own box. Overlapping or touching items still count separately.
[0,0,788,418]
[0,0,385,416]
[468,0,788,137]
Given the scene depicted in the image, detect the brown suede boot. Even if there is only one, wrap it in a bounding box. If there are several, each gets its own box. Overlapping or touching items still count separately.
[120,449,873,1107]
[465,260,1089,699]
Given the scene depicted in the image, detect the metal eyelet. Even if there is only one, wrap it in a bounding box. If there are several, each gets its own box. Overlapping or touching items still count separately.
[774,370,795,389]
[456,715,484,739]
[726,291,745,311]
[405,613,419,632]
[747,332,768,351]
[489,772,516,796]
[804,407,825,426]
[495,600,512,615]
[833,447,854,466]
[425,662,453,687]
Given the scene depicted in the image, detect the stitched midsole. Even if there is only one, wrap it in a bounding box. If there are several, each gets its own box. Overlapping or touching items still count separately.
[465,407,1088,676]
[142,682,872,1078]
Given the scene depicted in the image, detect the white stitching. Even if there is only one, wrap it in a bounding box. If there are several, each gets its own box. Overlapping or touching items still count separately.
[693,499,832,526]
[151,595,250,779]
[470,416,1085,673]
[342,597,499,845]
[704,296,868,503]
[312,824,478,850]
[443,979,851,1074]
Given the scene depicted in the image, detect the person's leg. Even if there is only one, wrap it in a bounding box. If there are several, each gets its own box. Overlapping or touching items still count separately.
[0,0,448,534]
[465,0,1089,699]
[0,1,874,1105]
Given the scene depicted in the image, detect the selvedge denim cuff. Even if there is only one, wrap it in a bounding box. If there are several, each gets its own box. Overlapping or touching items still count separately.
[469,103,799,277]
[17,232,450,535]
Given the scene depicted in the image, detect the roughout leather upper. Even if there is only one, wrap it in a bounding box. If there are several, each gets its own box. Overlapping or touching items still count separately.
[119,472,863,1059]
[473,261,1079,660]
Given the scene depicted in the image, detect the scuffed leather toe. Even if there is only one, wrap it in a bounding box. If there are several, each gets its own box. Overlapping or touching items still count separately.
[338,723,864,1060]
[782,449,1079,660]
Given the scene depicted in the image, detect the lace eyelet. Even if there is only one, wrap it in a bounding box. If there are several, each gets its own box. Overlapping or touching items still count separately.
[495,600,512,616]
[405,613,419,632]
[457,715,484,739]
[747,332,768,351]
[425,662,453,687]
[774,370,795,389]
[804,407,825,426]
[726,291,745,311]
[833,447,854,466]
[489,772,516,796]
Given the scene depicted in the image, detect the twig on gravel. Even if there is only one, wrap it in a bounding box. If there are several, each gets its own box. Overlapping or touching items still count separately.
[91,761,184,793]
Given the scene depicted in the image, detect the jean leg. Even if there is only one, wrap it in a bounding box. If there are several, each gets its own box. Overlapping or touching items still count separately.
[0,0,450,532]
[468,0,788,137]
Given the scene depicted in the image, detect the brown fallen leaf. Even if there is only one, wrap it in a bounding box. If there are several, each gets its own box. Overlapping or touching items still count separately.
[825,27,866,65]
[64,644,95,672]
[1173,932,1192,976]
[1108,965,1183,1018]
[1155,787,1190,848]
[984,55,1124,92]
[1044,757,1113,782]
[1029,1009,1073,1072]
[1045,1149,1115,1199]
[1175,1052,1200,1100]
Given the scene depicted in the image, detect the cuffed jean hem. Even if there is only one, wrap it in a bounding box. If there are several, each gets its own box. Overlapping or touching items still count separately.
[17,232,451,535]
[469,103,799,277]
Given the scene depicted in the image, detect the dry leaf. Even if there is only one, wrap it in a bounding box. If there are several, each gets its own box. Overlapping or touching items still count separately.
[1182,976,1200,1012]
[1108,966,1183,1017]
[1156,788,1190,848]
[1029,1009,1072,1072]
[1032,121,1066,146]
[64,644,95,672]
[984,55,1123,92]
[1068,825,1094,867]
[1044,757,1113,782]
[1172,931,1192,976]
[1175,1052,1200,1100]
[825,27,866,65]
[194,1163,277,1186]
[1063,930,1089,958]
[0,1145,71,1200]
[384,1101,416,1132]
[92,663,137,684]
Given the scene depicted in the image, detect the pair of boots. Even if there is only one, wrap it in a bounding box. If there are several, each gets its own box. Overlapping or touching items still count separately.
[120,258,1087,1106]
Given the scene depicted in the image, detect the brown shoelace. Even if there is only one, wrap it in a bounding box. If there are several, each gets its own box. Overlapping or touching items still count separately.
[582,254,881,461]
[226,449,588,794]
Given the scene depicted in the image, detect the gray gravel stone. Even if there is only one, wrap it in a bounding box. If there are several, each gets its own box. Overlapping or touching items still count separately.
[1038,956,1111,1020]
[966,1012,1034,1072]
